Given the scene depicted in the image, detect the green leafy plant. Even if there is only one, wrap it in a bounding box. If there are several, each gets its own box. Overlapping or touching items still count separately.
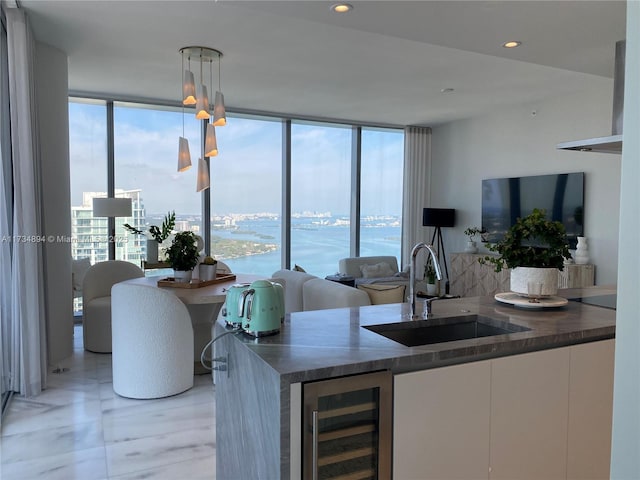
[123,211,175,243]
[166,231,199,271]
[202,255,217,265]
[424,261,437,284]
[464,226,484,242]
[479,208,571,272]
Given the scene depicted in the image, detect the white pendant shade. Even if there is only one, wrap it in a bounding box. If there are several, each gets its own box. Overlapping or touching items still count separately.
[178,47,224,186]
[195,85,210,120]
[205,123,218,157]
[196,157,210,192]
[213,91,226,126]
[177,136,192,172]
[182,70,196,105]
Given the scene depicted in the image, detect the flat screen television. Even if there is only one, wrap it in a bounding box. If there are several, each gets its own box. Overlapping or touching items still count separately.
[482,172,584,249]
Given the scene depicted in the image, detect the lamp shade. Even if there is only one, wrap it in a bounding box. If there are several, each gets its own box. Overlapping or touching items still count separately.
[205,124,218,157]
[212,91,226,126]
[182,70,196,105]
[93,197,132,217]
[423,208,455,227]
[195,85,210,120]
[178,136,192,172]
[196,157,210,192]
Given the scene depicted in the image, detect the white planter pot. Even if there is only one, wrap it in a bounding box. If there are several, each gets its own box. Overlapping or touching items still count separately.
[199,263,217,282]
[146,239,159,263]
[510,267,558,296]
[426,282,438,296]
[464,241,478,253]
[173,269,193,283]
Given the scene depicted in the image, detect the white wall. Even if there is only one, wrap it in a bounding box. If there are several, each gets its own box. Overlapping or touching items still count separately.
[610,2,639,477]
[430,81,620,285]
[35,41,73,366]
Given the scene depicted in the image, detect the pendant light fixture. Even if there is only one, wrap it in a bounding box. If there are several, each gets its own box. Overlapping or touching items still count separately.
[196,157,210,192]
[177,136,191,172]
[213,53,226,127]
[195,84,210,120]
[178,46,225,190]
[205,124,218,157]
[182,52,196,106]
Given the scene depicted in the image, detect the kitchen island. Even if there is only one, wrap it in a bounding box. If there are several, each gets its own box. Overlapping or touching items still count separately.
[214,287,616,479]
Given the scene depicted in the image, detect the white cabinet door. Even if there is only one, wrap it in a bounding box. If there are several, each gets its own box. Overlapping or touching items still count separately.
[394,360,491,480]
[567,339,615,480]
[490,347,571,480]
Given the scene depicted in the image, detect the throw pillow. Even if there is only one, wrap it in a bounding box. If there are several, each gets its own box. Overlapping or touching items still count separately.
[293,264,307,273]
[357,284,406,305]
[360,262,395,279]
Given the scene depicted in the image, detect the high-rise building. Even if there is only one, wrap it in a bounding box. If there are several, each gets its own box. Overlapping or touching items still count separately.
[71,189,145,312]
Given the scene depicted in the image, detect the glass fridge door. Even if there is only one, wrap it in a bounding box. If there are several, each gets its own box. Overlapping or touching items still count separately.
[303,370,392,480]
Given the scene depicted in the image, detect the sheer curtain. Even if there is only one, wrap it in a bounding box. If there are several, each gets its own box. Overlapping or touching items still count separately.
[401,126,433,269]
[4,7,47,397]
[1,13,12,415]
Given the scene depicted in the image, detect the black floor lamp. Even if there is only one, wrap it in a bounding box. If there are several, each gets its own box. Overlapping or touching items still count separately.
[423,208,455,293]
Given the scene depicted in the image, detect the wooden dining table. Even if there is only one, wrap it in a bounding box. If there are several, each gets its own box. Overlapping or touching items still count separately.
[122,273,263,304]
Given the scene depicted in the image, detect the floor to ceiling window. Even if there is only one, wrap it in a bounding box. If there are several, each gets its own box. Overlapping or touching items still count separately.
[360,128,404,263]
[291,122,352,276]
[69,99,108,261]
[68,99,107,312]
[114,102,200,266]
[68,97,404,278]
[209,115,282,276]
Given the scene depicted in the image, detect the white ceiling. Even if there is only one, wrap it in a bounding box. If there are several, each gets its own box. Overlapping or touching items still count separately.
[20,0,626,127]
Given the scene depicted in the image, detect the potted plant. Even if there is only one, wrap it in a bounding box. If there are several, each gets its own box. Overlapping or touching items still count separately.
[424,261,438,296]
[166,231,199,282]
[199,255,218,281]
[463,226,484,253]
[123,211,175,262]
[480,208,571,296]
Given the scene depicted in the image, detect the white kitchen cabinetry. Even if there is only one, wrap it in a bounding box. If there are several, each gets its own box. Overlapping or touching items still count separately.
[489,348,570,480]
[566,339,615,479]
[393,360,491,480]
[393,340,614,480]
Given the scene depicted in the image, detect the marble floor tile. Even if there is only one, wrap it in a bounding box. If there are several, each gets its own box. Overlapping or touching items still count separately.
[103,402,215,443]
[0,420,104,463]
[0,324,218,480]
[105,425,215,477]
[1,398,103,436]
[0,446,109,480]
[109,454,215,480]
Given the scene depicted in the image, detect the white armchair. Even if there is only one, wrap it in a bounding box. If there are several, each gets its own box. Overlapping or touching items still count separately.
[111,283,194,399]
[82,260,144,353]
[72,257,91,301]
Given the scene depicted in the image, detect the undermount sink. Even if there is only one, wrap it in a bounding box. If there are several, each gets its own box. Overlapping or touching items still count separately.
[363,314,530,347]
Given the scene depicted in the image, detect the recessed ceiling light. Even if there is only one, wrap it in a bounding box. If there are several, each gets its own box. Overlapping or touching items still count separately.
[502,41,522,48]
[330,3,353,13]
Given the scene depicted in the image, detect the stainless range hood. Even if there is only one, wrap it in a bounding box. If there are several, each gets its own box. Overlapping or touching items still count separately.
[557,40,625,154]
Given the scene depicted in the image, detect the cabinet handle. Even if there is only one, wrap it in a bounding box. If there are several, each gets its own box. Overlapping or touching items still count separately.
[312,410,319,480]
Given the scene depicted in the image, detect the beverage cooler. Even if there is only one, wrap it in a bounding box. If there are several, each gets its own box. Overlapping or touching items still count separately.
[303,370,392,479]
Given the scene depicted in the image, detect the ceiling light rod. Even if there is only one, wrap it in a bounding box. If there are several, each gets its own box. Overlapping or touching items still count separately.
[179,46,223,64]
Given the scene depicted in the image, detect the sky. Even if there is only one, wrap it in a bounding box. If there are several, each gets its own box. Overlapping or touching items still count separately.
[69,100,404,216]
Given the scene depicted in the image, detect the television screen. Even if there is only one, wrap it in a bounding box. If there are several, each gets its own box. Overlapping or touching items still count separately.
[482,172,584,249]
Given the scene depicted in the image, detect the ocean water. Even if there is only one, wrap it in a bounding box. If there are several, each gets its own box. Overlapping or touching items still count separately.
[212,216,401,277]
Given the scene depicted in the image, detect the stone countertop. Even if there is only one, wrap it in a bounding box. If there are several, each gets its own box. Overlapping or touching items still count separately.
[219,286,616,384]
